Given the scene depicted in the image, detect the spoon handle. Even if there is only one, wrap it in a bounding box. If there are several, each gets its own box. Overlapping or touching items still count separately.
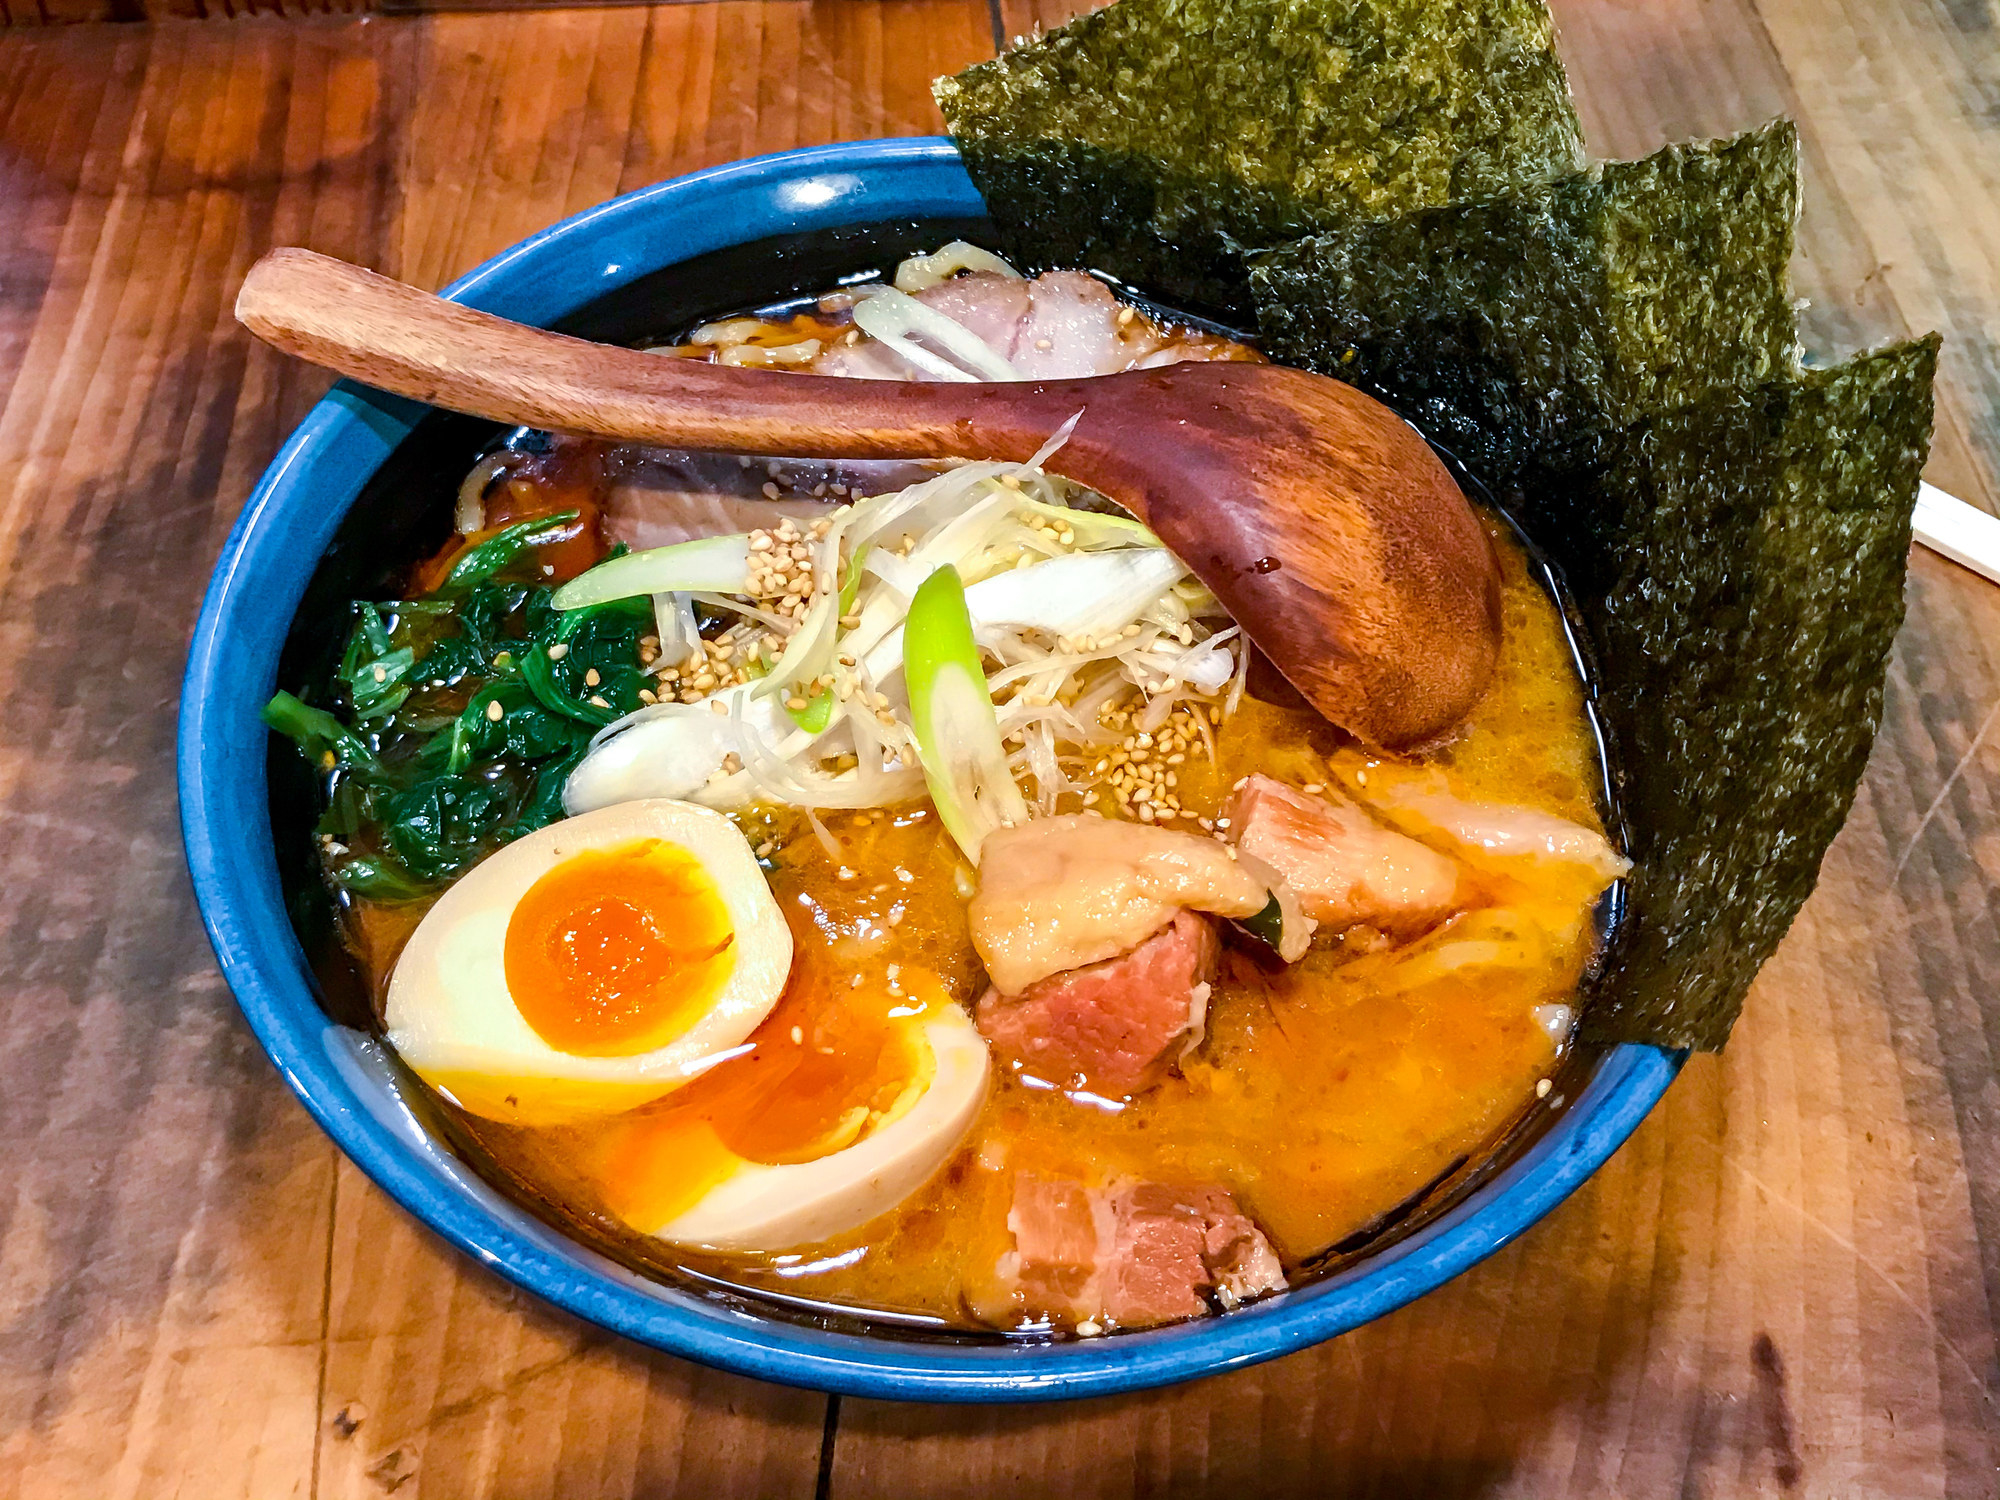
[236,248,1085,469]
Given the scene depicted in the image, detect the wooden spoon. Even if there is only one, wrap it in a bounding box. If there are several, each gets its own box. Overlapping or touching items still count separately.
[236,247,1502,752]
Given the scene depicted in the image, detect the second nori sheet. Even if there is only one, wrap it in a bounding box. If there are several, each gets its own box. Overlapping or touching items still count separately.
[1573,342,1935,1048]
[936,0,1585,314]
[1251,123,1805,484]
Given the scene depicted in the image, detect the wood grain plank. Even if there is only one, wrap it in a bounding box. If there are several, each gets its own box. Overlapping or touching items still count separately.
[5,3,2000,1496]
[0,24,355,1498]
[315,1160,826,1500]
[0,7,991,1496]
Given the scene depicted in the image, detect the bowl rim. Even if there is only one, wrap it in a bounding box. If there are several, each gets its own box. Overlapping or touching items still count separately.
[178,134,1685,1402]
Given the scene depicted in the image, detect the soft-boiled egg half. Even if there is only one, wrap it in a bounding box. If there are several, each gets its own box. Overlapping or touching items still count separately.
[588,959,990,1251]
[385,799,793,1125]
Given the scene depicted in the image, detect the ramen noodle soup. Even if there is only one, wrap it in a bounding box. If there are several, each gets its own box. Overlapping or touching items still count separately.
[268,243,1625,1335]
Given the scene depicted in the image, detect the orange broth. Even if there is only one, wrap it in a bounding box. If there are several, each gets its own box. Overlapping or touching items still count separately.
[345,515,1611,1332]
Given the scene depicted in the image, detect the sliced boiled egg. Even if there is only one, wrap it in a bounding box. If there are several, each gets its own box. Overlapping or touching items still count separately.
[385,799,792,1125]
[591,960,990,1252]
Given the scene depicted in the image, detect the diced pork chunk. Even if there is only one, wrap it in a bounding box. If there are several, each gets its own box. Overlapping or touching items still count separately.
[971,815,1269,995]
[1226,774,1466,939]
[1003,1175,1285,1329]
[977,910,1218,1095]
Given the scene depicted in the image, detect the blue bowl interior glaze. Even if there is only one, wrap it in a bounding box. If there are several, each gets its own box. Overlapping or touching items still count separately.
[179,137,1684,1402]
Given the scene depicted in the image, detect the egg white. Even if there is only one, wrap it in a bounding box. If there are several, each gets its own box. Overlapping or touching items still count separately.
[384,799,792,1125]
[634,1003,990,1252]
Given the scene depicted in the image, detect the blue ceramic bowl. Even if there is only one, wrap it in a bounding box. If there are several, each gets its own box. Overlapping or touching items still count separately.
[179,137,1683,1402]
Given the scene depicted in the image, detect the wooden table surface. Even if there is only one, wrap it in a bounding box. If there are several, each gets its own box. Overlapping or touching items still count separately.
[3,0,1999,1495]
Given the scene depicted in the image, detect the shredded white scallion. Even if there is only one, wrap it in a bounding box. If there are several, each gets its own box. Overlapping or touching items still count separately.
[560,424,1244,820]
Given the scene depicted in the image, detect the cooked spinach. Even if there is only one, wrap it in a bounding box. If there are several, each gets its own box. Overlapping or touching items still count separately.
[265,527,651,902]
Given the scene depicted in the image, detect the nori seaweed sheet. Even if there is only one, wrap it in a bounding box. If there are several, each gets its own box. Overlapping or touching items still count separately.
[1572,341,1937,1048]
[940,2,1939,1048]
[1250,123,1805,483]
[936,0,1584,314]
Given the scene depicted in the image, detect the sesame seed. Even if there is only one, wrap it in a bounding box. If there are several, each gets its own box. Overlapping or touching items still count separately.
[547,643,568,660]
[584,668,601,687]
[1537,1078,1553,1098]
[588,694,610,708]
[484,700,503,721]
[1303,782,1323,794]
[711,699,729,715]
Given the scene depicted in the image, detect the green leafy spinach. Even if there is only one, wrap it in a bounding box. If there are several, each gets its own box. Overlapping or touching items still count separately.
[266,517,652,901]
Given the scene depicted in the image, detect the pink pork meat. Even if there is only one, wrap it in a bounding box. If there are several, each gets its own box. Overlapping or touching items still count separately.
[1004,1176,1286,1329]
[813,269,1254,381]
[1227,773,1467,940]
[975,910,1218,1097]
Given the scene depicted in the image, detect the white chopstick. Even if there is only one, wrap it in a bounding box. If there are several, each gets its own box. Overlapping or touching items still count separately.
[1915,482,2000,586]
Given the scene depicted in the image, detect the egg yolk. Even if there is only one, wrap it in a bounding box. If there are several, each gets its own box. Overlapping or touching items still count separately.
[504,838,737,1057]
[593,948,940,1231]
